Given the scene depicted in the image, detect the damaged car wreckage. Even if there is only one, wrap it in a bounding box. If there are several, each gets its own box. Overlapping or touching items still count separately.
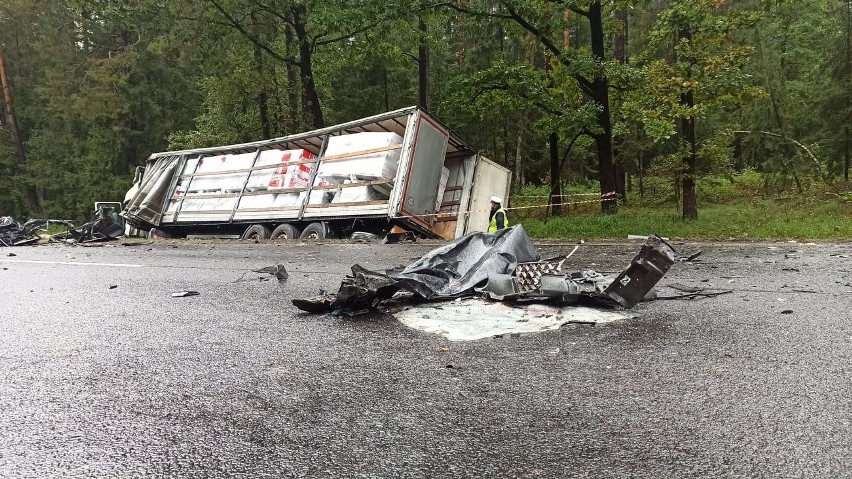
[293,225,678,316]
[0,208,124,247]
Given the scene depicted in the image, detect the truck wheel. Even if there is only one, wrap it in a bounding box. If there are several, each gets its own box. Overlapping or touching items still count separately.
[299,222,329,240]
[270,224,301,240]
[241,224,271,241]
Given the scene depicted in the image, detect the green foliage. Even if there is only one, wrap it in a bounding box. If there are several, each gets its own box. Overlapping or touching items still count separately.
[522,198,852,240]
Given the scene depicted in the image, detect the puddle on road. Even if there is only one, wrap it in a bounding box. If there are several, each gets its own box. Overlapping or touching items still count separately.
[393,298,630,341]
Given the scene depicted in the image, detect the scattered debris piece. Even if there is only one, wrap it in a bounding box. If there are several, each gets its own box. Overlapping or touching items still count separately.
[122,241,153,247]
[292,292,335,313]
[171,290,200,297]
[678,251,702,262]
[109,285,118,289]
[656,288,733,300]
[383,231,416,244]
[604,235,676,307]
[781,310,794,314]
[627,234,670,241]
[253,264,288,282]
[668,283,704,293]
[351,231,380,242]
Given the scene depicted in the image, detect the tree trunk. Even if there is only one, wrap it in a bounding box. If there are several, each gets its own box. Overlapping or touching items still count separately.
[382,66,390,111]
[254,43,271,138]
[291,5,323,129]
[513,114,526,191]
[681,112,698,219]
[679,28,698,220]
[846,0,852,181]
[0,47,39,212]
[418,16,430,110]
[588,3,618,213]
[612,7,628,203]
[283,19,300,133]
[845,124,850,182]
[549,132,562,216]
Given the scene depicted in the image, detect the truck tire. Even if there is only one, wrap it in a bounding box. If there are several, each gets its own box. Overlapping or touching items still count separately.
[299,222,329,240]
[241,224,271,241]
[270,223,301,240]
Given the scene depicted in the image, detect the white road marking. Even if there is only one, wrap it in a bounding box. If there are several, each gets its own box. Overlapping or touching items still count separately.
[0,259,144,268]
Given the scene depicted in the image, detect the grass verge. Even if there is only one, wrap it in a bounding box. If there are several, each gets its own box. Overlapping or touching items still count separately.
[518,199,852,241]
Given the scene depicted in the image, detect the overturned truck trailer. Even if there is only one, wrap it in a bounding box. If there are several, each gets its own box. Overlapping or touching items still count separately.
[123,107,511,240]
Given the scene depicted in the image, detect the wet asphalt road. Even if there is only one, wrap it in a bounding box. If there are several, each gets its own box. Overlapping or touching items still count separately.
[1,238,851,478]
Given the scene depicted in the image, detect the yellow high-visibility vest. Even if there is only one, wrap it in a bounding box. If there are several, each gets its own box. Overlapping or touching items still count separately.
[488,208,509,233]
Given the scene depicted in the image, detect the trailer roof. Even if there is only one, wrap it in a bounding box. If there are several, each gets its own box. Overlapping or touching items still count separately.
[148,107,476,160]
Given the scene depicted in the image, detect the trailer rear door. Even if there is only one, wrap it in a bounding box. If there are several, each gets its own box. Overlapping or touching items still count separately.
[463,156,511,235]
[393,111,449,232]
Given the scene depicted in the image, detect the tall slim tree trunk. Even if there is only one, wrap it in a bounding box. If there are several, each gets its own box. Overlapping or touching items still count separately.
[845,124,850,182]
[612,7,628,203]
[418,16,430,110]
[0,47,39,212]
[513,114,526,191]
[588,3,617,213]
[679,29,698,220]
[681,99,698,219]
[283,19,300,133]
[845,0,852,181]
[549,132,562,216]
[254,43,271,138]
[291,5,323,128]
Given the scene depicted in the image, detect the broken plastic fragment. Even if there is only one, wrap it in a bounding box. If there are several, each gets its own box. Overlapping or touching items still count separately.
[253,264,288,282]
[171,291,200,297]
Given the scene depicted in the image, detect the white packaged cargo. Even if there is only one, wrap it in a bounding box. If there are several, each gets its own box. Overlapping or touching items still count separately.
[304,176,339,205]
[246,150,288,191]
[213,197,236,211]
[435,166,450,210]
[178,198,218,212]
[301,189,333,205]
[317,132,402,180]
[272,193,300,207]
[237,194,275,209]
[267,149,316,191]
[197,153,255,192]
[332,183,385,204]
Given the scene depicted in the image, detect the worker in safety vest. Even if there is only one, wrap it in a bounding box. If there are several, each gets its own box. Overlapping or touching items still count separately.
[488,196,509,233]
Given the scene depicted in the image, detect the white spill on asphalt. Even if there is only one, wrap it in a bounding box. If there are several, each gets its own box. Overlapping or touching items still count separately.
[394,298,630,341]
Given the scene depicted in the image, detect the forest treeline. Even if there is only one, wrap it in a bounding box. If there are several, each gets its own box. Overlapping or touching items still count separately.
[0,0,850,220]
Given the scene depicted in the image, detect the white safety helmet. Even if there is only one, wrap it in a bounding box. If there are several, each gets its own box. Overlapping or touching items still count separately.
[490,195,503,204]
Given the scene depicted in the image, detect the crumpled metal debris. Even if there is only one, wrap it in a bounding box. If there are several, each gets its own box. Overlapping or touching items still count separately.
[0,217,76,246]
[293,226,679,316]
[0,217,38,246]
[50,209,123,244]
